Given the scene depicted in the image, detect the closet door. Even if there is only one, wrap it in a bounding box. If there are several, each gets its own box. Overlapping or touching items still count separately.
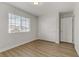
[61,17,72,43]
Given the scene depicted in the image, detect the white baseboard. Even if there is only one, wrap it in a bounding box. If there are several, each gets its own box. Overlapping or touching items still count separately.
[75,45,79,56]
[0,38,37,53]
[37,39,59,44]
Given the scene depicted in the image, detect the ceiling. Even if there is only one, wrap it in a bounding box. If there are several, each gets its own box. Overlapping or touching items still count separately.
[7,2,75,16]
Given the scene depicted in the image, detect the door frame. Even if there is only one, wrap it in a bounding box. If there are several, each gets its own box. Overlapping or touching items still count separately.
[59,12,74,44]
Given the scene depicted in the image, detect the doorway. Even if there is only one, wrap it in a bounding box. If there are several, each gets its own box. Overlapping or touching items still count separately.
[59,12,74,44]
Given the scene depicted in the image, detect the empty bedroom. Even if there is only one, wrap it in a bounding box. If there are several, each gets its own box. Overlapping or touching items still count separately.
[0,2,78,57]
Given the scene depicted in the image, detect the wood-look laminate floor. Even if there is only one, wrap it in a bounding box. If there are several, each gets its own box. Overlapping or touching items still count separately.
[0,40,78,57]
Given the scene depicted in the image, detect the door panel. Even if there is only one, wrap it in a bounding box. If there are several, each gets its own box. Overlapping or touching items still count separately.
[61,17,72,43]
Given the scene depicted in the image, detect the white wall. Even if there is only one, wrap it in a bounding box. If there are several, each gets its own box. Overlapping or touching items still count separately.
[38,11,59,43]
[74,3,79,55]
[0,3,37,52]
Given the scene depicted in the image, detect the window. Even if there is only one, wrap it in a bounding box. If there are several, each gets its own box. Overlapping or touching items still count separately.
[8,13,30,33]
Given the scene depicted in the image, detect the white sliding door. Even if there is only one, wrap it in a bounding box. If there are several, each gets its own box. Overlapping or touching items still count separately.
[61,17,73,43]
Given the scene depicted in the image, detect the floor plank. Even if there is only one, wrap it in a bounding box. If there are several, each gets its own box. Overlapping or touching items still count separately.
[0,39,78,57]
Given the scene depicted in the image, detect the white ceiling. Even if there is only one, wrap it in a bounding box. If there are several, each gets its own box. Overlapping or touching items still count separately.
[7,2,75,16]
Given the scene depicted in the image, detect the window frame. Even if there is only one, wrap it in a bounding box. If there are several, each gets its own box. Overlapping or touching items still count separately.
[8,13,30,33]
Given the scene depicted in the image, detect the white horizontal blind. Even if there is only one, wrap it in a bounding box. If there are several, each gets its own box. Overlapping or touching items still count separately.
[8,13,30,33]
